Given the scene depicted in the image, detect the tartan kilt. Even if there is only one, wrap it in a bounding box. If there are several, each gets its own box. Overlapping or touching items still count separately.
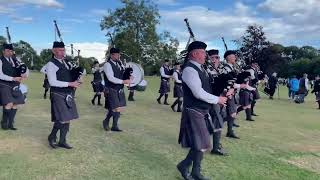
[252,88,260,100]
[239,89,253,106]
[91,81,104,93]
[209,104,224,132]
[226,96,237,115]
[159,80,170,94]
[0,82,25,106]
[107,88,126,110]
[50,92,79,122]
[173,83,183,98]
[178,108,212,151]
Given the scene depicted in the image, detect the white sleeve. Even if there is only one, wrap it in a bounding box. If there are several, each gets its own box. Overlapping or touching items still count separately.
[233,83,241,89]
[182,67,219,104]
[40,64,47,74]
[47,62,69,87]
[103,62,123,84]
[0,60,14,81]
[248,69,255,79]
[160,67,171,78]
[305,79,309,90]
[173,72,182,83]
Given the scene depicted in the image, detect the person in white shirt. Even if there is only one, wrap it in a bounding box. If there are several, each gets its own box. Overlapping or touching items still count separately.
[177,41,227,180]
[102,47,131,132]
[0,43,28,130]
[170,62,183,112]
[157,59,172,105]
[47,41,81,149]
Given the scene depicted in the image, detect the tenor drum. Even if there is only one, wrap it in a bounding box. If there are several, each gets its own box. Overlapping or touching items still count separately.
[126,62,144,87]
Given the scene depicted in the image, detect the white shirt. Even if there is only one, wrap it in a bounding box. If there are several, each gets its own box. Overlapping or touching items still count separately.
[40,63,48,74]
[92,67,103,74]
[173,71,182,83]
[305,78,309,90]
[160,66,171,78]
[247,68,255,79]
[47,58,69,88]
[182,60,219,104]
[0,56,29,81]
[0,57,14,81]
[103,60,123,84]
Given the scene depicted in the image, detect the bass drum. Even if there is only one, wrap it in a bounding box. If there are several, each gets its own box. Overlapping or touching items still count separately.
[126,62,144,87]
[136,79,147,92]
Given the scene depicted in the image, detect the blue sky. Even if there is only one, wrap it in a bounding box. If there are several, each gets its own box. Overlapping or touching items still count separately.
[0,0,319,61]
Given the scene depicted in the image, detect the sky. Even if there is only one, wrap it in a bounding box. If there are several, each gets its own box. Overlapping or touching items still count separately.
[0,0,319,61]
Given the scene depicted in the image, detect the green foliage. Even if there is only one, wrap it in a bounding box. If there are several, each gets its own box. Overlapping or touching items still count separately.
[100,0,179,75]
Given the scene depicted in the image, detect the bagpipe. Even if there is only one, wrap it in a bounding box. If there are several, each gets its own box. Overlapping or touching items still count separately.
[53,20,85,81]
[183,18,235,97]
[221,36,264,86]
[106,33,147,91]
[5,27,27,76]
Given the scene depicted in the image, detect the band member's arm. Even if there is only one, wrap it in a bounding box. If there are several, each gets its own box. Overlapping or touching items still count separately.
[0,60,14,81]
[173,71,182,83]
[160,66,171,78]
[103,62,124,84]
[247,69,255,79]
[40,64,47,74]
[182,67,219,104]
[47,61,69,87]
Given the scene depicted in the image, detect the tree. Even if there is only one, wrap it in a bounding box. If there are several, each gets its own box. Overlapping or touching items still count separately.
[100,0,179,75]
[235,24,270,70]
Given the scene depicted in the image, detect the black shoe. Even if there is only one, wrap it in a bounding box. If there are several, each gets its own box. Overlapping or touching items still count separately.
[233,123,240,127]
[171,105,176,112]
[97,103,102,106]
[9,127,17,130]
[164,102,170,105]
[44,94,47,99]
[177,109,182,112]
[91,99,95,105]
[111,127,123,132]
[103,120,110,131]
[191,173,210,180]
[177,163,194,180]
[226,133,240,139]
[246,118,255,121]
[48,136,57,149]
[251,113,258,116]
[157,98,161,104]
[211,149,228,156]
[57,143,73,149]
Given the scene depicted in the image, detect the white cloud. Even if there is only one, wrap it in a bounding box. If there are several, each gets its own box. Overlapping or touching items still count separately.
[11,16,33,23]
[159,1,320,48]
[155,0,179,6]
[63,18,84,24]
[0,0,63,8]
[65,42,108,62]
[0,5,14,13]
[90,9,109,16]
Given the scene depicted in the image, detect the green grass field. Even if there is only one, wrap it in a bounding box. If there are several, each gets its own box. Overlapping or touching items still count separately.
[0,72,320,180]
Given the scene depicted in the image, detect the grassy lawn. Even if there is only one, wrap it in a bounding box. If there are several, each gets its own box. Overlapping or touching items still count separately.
[0,72,319,180]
